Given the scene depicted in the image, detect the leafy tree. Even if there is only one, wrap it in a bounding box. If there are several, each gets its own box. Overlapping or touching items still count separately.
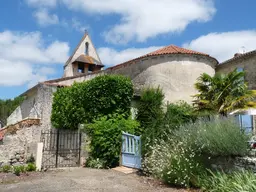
[136,86,164,135]
[0,96,24,126]
[193,69,256,116]
[51,75,133,129]
[163,101,197,130]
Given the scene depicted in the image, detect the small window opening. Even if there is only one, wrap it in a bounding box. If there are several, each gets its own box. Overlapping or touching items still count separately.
[85,42,89,55]
[88,64,94,73]
[236,67,244,82]
[78,63,85,73]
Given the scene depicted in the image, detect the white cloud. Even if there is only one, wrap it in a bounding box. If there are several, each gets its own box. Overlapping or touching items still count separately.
[0,60,32,86]
[98,46,162,66]
[0,30,69,86]
[183,30,256,62]
[71,18,89,33]
[61,0,216,44]
[40,67,56,75]
[34,9,59,26]
[25,0,57,8]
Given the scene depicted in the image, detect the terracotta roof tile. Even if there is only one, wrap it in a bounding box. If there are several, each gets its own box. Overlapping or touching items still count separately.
[108,44,218,70]
[145,45,209,56]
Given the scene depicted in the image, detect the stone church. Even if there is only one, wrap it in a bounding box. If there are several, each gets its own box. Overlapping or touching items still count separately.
[1,32,256,164]
[5,32,256,131]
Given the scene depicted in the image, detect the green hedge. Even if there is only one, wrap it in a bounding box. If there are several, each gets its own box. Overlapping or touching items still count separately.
[51,75,133,129]
[85,114,139,168]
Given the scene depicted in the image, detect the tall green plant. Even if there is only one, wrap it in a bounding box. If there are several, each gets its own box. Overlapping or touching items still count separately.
[136,86,164,135]
[163,101,197,130]
[143,117,249,188]
[136,87,165,155]
[174,117,249,157]
[51,86,85,129]
[85,114,139,168]
[193,69,256,116]
[198,170,256,192]
[51,75,133,129]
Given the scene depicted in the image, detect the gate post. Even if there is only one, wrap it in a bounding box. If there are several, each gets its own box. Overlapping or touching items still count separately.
[36,142,43,171]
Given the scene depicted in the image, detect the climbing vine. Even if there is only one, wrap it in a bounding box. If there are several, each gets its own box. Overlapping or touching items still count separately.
[51,75,134,129]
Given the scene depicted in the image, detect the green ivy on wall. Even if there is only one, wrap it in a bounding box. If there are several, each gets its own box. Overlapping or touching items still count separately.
[51,75,134,129]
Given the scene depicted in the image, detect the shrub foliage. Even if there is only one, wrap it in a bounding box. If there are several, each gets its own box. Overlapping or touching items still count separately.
[143,117,249,188]
[51,75,133,129]
[84,114,139,168]
[198,170,256,192]
[174,117,249,157]
[136,87,164,135]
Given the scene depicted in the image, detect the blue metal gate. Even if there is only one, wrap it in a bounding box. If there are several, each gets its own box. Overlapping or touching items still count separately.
[121,132,141,169]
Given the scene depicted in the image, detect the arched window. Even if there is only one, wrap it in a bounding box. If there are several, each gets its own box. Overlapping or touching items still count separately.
[85,42,89,55]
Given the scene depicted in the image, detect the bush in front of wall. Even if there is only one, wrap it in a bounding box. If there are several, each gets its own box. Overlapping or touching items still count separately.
[51,75,134,129]
[163,101,197,130]
[143,117,250,188]
[174,117,249,157]
[1,165,12,173]
[85,113,139,168]
[26,163,36,172]
[136,86,164,136]
[13,166,22,176]
[19,165,26,173]
[85,157,106,169]
[143,133,205,188]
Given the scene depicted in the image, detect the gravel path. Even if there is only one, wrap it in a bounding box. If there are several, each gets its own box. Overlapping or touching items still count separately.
[0,168,191,192]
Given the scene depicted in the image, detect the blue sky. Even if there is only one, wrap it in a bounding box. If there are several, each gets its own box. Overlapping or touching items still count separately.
[0,0,256,99]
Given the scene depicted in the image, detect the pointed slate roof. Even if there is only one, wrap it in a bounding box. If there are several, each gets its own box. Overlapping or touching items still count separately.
[64,32,102,67]
[73,54,104,66]
[64,33,88,67]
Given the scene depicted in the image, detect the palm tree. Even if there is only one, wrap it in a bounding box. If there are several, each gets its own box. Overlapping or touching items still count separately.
[193,69,256,116]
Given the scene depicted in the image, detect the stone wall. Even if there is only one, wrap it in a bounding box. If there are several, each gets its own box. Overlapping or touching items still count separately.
[203,155,256,173]
[0,118,41,164]
[37,84,57,131]
[7,87,39,125]
[110,54,216,103]
[216,54,256,90]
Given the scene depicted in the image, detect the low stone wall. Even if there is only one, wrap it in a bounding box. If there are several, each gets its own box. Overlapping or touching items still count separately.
[204,155,256,173]
[0,118,41,165]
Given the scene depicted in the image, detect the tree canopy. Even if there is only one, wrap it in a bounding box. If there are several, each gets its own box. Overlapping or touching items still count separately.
[193,69,256,116]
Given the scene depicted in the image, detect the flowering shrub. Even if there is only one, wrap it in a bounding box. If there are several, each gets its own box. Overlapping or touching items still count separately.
[174,117,249,157]
[143,136,205,187]
[143,117,249,188]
